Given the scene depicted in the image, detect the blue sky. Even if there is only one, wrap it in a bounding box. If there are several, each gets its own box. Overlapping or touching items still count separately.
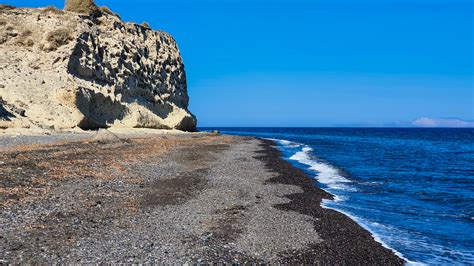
[6,0,473,127]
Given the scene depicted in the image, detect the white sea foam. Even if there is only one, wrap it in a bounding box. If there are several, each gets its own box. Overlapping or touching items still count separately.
[278,139,295,146]
[266,138,301,148]
[322,201,424,265]
[288,145,355,192]
[332,194,347,202]
[273,138,425,265]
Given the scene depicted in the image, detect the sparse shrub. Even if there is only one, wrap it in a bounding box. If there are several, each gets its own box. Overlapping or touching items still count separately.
[14,30,34,47]
[64,0,100,15]
[0,34,7,45]
[41,6,64,15]
[20,30,32,37]
[15,38,35,47]
[0,19,6,27]
[4,26,17,38]
[46,28,73,51]
[141,22,151,29]
[100,6,121,20]
[23,39,34,47]
[0,4,16,11]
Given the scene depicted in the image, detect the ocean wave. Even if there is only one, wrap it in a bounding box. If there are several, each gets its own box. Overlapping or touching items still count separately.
[322,201,424,265]
[323,201,474,265]
[272,138,420,264]
[332,194,347,202]
[265,138,302,148]
[226,130,474,264]
[288,144,355,192]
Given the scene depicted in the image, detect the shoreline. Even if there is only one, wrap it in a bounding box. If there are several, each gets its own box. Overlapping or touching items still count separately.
[321,203,411,263]
[1,133,403,263]
[257,139,404,264]
[264,137,412,263]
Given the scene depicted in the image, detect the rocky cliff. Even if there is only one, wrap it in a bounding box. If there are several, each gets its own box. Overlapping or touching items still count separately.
[0,4,197,131]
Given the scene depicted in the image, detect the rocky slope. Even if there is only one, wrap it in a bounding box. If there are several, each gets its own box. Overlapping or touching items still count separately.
[0,4,197,131]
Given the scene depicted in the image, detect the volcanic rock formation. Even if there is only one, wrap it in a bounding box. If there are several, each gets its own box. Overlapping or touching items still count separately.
[0,2,197,131]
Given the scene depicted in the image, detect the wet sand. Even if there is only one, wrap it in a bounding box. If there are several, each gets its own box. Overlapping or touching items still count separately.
[0,133,403,264]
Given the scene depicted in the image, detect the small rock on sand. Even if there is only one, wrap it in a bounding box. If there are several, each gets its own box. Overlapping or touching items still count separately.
[93,128,122,143]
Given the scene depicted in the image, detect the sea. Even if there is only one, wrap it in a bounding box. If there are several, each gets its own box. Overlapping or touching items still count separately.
[200,127,474,265]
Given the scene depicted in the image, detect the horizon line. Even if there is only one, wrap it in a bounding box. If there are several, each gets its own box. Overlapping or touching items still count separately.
[197,126,474,129]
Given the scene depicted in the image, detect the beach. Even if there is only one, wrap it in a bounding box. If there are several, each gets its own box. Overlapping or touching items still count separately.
[1,1,470,264]
[0,132,403,264]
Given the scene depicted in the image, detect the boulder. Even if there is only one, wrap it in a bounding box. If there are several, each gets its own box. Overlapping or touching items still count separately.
[92,129,122,143]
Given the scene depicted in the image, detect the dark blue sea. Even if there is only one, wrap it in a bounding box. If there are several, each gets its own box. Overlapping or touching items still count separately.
[201,127,474,265]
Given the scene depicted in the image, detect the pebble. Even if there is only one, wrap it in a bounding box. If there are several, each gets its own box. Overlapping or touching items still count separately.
[0,135,403,264]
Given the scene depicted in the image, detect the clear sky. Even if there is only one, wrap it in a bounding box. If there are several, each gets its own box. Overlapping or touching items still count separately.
[5,0,474,127]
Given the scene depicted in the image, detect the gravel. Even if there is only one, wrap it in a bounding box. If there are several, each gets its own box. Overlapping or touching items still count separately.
[0,134,403,264]
[0,132,93,149]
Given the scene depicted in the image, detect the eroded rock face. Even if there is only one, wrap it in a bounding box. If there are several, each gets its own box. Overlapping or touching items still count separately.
[0,6,197,131]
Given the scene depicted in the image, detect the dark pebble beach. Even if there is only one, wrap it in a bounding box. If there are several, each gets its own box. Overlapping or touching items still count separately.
[0,133,404,264]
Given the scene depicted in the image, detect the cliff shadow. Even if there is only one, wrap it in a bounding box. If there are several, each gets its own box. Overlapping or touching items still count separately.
[0,99,15,121]
[75,87,125,130]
